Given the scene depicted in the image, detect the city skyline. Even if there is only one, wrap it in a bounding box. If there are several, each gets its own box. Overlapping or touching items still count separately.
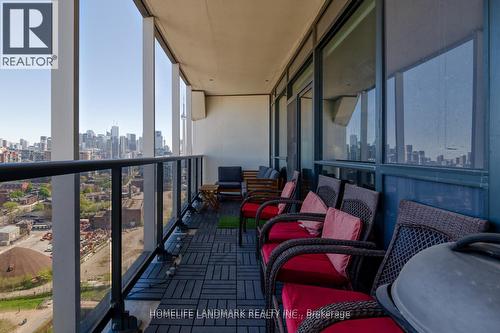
[0,125,174,163]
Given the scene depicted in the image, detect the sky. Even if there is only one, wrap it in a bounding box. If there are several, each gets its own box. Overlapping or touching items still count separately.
[386,39,474,160]
[0,0,174,145]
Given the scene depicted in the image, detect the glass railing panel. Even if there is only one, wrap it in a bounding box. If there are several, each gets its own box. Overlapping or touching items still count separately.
[121,166,145,276]
[79,170,111,325]
[0,177,54,331]
[180,160,188,209]
[162,161,174,227]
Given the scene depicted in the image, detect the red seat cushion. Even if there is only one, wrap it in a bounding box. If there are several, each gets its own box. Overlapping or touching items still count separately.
[282,283,403,333]
[267,221,313,243]
[241,202,279,219]
[261,243,347,287]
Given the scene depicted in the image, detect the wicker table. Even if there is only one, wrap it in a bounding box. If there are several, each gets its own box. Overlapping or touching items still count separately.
[199,184,220,210]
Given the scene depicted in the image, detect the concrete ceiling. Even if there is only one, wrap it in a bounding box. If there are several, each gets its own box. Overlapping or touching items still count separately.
[144,0,325,95]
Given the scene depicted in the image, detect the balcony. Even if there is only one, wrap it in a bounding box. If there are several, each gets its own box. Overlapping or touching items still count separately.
[1,0,500,333]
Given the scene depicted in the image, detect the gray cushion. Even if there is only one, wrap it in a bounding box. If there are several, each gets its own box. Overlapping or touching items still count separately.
[263,168,273,178]
[268,170,279,179]
[257,166,269,178]
[216,181,242,189]
[218,166,242,182]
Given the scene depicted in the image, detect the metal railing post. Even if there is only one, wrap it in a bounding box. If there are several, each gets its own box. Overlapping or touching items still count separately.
[111,167,139,332]
[172,160,183,223]
[200,156,203,186]
[156,162,172,261]
[186,158,195,211]
[194,157,200,202]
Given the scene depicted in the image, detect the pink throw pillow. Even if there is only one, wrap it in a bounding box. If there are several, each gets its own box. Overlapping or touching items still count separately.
[277,181,296,213]
[298,191,328,236]
[321,208,362,278]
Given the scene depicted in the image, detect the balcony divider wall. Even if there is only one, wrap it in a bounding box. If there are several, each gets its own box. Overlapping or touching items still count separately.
[269,0,499,246]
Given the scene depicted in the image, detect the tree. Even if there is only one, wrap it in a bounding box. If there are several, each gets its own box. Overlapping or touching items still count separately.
[26,182,33,192]
[9,190,24,199]
[82,187,93,194]
[3,202,19,212]
[38,186,51,199]
[33,203,44,211]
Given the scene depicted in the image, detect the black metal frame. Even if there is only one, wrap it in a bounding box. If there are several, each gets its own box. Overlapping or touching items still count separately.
[0,155,202,332]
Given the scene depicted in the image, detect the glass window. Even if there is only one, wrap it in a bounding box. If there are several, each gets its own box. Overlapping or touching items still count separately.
[291,63,313,97]
[289,34,313,78]
[320,165,375,190]
[79,0,142,327]
[300,89,314,197]
[278,94,287,170]
[180,79,187,155]
[321,0,376,163]
[271,103,275,158]
[385,0,485,168]
[155,39,173,156]
[0,72,50,163]
[276,75,287,96]
[80,0,142,160]
[317,0,349,41]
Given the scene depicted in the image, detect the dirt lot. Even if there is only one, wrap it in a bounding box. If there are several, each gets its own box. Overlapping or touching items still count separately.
[81,227,144,282]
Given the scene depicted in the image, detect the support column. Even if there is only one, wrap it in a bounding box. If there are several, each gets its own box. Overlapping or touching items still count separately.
[186,85,193,155]
[171,64,181,221]
[142,17,156,252]
[172,64,180,156]
[51,0,79,332]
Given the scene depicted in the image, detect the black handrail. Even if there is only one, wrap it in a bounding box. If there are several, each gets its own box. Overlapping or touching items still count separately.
[0,155,203,182]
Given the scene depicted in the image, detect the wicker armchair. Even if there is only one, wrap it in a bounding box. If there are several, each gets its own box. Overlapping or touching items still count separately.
[254,175,342,252]
[238,171,300,245]
[258,183,380,291]
[265,200,489,333]
[259,183,378,250]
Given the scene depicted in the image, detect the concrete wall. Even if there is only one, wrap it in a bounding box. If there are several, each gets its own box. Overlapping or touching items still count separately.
[193,95,269,183]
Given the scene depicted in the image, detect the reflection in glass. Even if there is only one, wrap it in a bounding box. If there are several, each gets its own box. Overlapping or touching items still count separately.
[278,95,287,171]
[271,103,275,159]
[321,0,376,162]
[385,0,484,168]
[320,165,375,190]
[291,63,313,97]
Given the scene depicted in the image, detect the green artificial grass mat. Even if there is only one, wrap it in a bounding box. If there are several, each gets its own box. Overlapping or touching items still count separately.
[218,215,256,229]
